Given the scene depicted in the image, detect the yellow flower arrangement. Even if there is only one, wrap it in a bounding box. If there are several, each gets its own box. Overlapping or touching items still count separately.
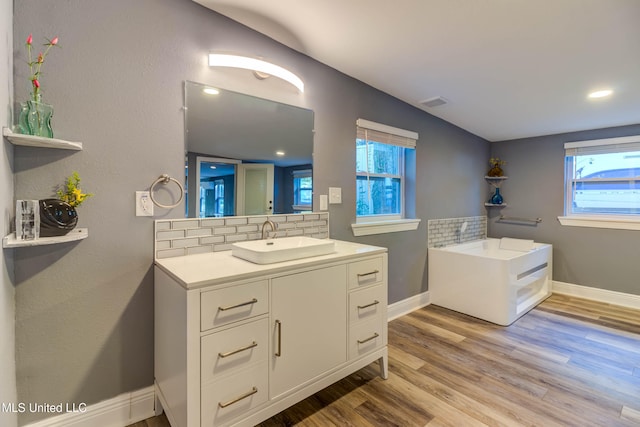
[57,172,93,207]
[487,157,507,177]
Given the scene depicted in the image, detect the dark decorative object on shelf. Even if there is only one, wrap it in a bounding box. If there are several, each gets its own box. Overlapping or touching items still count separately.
[489,188,504,205]
[39,198,77,237]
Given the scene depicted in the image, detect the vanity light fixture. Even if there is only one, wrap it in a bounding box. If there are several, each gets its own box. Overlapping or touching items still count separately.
[588,89,613,99]
[208,53,304,93]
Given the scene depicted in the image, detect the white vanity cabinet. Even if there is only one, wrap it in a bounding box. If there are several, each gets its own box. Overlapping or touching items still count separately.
[154,241,388,427]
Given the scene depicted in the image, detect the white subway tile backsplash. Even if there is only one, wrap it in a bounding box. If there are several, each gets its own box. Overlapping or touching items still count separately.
[248,216,268,224]
[157,248,186,259]
[187,228,212,237]
[172,238,200,248]
[237,225,259,233]
[201,219,225,227]
[427,215,487,248]
[157,230,185,240]
[154,213,330,259]
[156,241,171,250]
[213,226,236,235]
[172,220,200,230]
[200,235,225,245]
[225,217,248,226]
[226,234,248,242]
[156,221,171,231]
[187,245,213,255]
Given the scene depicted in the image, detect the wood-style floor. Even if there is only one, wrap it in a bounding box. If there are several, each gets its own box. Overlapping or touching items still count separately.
[131,294,640,426]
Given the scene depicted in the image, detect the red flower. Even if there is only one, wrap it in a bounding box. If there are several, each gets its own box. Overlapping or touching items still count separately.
[24,34,60,103]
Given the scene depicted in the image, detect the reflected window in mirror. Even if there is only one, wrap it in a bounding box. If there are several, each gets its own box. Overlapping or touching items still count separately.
[292,169,313,212]
[184,81,314,218]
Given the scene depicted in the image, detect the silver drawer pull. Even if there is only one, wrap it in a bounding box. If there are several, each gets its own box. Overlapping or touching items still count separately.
[218,298,258,311]
[218,341,258,358]
[275,320,282,357]
[218,387,258,408]
[357,300,380,310]
[357,332,379,344]
[357,270,379,278]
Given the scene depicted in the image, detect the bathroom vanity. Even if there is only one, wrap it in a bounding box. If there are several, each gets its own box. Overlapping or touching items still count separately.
[154,239,388,427]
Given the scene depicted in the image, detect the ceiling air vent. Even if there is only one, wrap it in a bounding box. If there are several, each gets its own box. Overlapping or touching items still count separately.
[420,96,448,108]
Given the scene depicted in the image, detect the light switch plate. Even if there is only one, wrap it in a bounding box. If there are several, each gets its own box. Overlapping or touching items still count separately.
[136,191,154,216]
[329,187,342,204]
[319,194,328,210]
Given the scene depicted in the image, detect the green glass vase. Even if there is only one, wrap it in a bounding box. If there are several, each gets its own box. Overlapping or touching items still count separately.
[18,95,54,138]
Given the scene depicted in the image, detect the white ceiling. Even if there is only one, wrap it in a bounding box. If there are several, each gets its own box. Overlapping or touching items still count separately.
[194,0,640,142]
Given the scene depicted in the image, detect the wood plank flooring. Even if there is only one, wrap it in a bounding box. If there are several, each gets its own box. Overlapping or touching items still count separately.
[131,294,640,426]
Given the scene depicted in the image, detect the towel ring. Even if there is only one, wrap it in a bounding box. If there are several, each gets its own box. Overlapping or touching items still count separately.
[149,174,184,209]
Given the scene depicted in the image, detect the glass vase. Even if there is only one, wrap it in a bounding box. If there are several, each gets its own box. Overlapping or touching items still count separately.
[18,95,54,138]
[489,187,504,205]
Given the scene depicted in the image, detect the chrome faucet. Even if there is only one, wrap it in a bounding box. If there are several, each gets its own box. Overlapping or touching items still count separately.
[261,220,277,239]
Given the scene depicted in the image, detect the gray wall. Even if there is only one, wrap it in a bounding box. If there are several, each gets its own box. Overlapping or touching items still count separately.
[489,124,640,296]
[1,0,16,426]
[13,0,487,423]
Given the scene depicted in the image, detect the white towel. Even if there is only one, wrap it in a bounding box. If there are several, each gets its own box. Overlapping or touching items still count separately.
[499,237,534,252]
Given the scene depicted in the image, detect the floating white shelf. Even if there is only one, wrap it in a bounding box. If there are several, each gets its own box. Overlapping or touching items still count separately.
[484,203,508,207]
[3,228,88,248]
[2,127,83,151]
[484,176,508,180]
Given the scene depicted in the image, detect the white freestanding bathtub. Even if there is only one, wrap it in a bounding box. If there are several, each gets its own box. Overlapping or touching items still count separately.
[428,238,552,326]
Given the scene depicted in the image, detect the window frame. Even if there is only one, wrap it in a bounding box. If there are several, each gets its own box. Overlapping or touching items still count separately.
[558,135,640,231]
[352,119,421,235]
[292,169,313,212]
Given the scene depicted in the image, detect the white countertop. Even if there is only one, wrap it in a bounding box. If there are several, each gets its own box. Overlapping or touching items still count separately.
[155,239,387,289]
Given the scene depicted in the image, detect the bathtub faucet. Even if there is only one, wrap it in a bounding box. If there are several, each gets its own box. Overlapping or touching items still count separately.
[457,221,468,243]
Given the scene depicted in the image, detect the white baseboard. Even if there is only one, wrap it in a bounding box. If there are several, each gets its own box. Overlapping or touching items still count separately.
[552,281,640,310]
[387,291,430,321]
[23,386,155,427]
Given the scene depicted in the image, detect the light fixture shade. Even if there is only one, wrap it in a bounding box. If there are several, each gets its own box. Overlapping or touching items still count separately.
[208,53,304,93]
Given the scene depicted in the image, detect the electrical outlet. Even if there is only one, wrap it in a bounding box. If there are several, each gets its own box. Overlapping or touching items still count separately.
[136,191,154,216]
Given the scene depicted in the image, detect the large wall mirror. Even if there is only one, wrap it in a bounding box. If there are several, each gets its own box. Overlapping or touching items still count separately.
[184,81,314,218]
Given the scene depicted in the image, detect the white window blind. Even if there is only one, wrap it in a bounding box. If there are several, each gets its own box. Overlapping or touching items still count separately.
[563,135,640,217]
[356,118,418,148]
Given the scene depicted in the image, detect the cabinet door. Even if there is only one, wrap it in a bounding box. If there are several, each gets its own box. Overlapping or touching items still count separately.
[270,265,347,398]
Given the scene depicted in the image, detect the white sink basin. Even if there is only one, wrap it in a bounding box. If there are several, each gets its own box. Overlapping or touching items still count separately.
[231,236,336,264]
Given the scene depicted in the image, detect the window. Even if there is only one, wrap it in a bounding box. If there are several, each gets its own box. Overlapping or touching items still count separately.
[292,169,312,212]
[560,135,640,230]
[352,119,421,235]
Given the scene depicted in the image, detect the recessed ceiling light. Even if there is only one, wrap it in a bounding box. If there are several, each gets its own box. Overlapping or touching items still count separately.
[588,89,613,99]
[276,151,285,156]
[203,87,220,95]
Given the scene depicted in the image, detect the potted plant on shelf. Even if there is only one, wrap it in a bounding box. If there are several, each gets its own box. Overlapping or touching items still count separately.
[39,172,93,237]
[487,157,506,177]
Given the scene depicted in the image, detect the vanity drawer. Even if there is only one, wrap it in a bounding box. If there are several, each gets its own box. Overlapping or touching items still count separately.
[201,361,268,427]
[201,280,268,331]
[348,257,384,289]
[349,285,386,324]
[349,317,385,359]
[201,318,268,384]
